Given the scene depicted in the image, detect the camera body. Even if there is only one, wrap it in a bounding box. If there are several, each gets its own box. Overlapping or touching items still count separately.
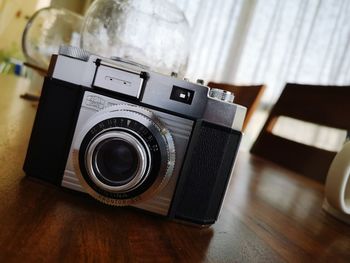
[24,46,246,226]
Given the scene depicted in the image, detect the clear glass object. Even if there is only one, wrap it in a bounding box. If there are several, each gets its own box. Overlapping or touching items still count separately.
[81,0,190,76]
[22,7,83,69]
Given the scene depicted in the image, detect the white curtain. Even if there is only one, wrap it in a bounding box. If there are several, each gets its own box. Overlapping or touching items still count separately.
[169,0,350,104]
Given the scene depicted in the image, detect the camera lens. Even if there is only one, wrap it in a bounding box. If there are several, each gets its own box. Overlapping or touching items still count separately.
[76,109,176,206]
[95,139,138,185]
[85,130,151,193]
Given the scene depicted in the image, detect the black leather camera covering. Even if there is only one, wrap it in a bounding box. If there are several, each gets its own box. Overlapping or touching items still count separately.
[169,122,242,225]
[23,78,84,184]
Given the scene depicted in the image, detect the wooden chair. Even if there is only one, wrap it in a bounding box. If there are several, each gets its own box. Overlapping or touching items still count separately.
[207,82,265,131]
[250,83,350,183]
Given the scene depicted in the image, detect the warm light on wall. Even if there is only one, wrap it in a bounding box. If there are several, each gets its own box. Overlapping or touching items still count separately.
[36,0,51,10]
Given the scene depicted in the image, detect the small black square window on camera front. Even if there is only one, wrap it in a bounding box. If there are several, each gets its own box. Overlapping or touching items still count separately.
[170,86,194,105]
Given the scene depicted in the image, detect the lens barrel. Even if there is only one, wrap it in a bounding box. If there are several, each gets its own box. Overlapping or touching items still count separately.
[86,131,150,193]
[73,105,175,206]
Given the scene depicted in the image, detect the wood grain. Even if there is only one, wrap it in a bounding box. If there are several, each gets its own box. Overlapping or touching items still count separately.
[0,75,349,262]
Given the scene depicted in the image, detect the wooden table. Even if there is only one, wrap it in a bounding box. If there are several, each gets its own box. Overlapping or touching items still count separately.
[0,75,349,262]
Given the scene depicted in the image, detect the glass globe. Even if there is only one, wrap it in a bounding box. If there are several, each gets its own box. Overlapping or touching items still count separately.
[22,7,83,69]
[81,0,190,76]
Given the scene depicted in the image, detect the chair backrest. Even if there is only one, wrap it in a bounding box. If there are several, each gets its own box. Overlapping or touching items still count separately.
[250,83,350,183]
[207,82,265,130]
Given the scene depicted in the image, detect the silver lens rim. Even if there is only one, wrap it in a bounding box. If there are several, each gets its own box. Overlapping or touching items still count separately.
[85,130,151,193]
[72,104,176,206]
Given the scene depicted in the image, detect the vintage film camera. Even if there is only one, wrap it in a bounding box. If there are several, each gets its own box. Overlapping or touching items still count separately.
[24,46,246,226]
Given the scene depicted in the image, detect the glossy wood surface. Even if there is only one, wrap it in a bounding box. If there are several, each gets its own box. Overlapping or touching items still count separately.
[0,75,349,262]
[251,83,350,183]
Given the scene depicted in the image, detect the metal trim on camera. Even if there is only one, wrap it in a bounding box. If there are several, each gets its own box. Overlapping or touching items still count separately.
[93,60,147,99]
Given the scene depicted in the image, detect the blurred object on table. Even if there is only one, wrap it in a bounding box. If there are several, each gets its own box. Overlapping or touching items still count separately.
[324,140,350,225]
[0,46,27,77]
[81,0,190,77]
[0,57,27,77]
[22,7,83,70]
[0,46,44,93]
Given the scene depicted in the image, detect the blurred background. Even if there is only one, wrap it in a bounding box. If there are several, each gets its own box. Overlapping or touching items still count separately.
[0,0,349,153]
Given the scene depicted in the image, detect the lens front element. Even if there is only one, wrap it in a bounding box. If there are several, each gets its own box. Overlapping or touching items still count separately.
[95,139,138,185]
[86,131,150,193]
